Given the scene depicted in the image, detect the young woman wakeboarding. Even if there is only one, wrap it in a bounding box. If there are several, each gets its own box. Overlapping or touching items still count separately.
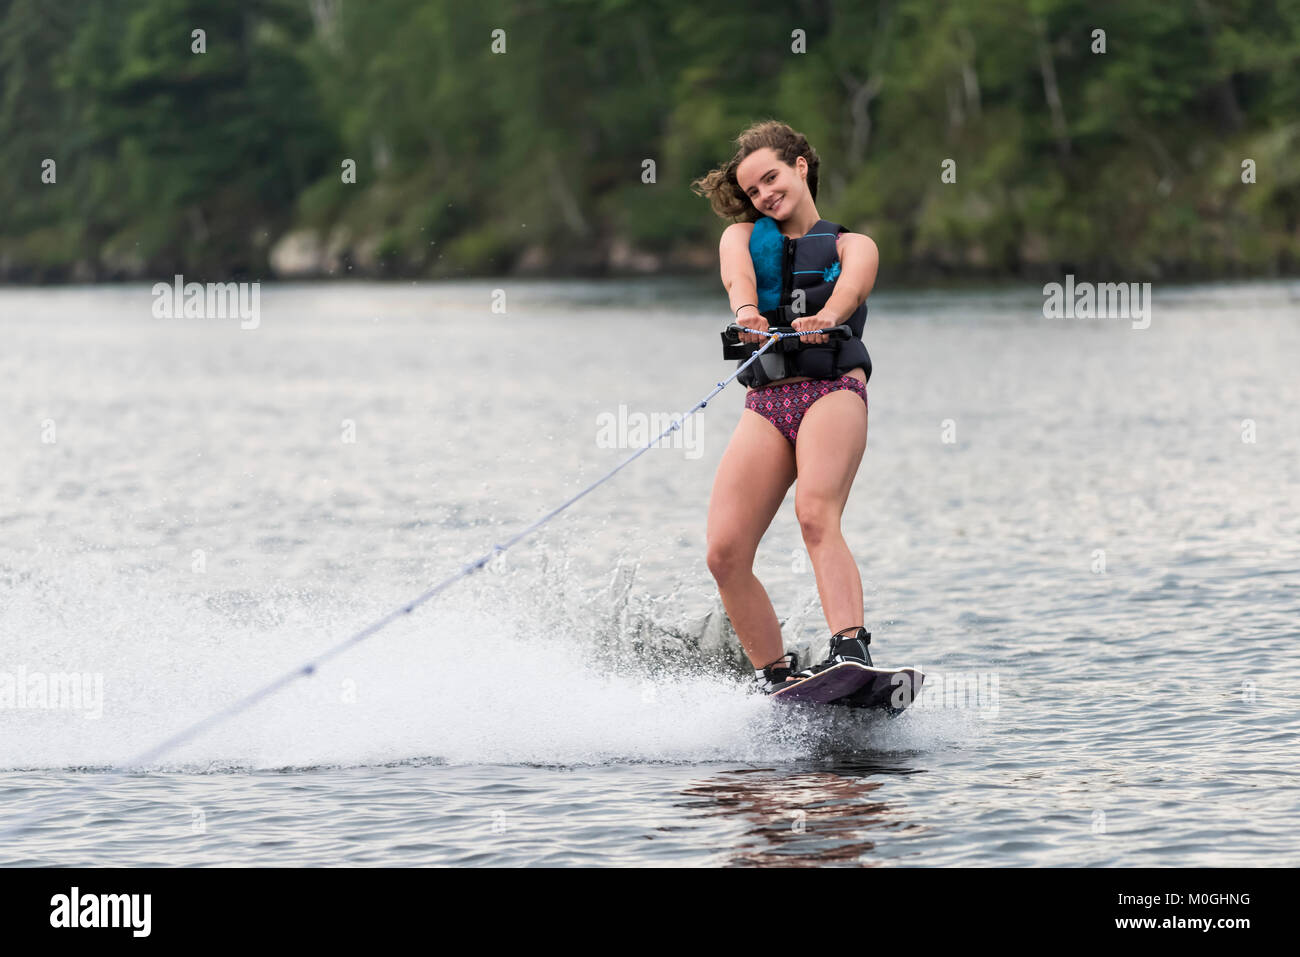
[691,120,880,696]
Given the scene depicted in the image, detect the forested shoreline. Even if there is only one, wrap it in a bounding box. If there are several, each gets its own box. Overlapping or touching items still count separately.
[2,0,1297,283]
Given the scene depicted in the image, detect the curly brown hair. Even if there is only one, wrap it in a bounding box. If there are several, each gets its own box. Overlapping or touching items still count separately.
[690,119,821,221]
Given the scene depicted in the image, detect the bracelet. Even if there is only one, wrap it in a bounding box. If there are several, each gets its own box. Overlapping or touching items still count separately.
[734,303,757,316]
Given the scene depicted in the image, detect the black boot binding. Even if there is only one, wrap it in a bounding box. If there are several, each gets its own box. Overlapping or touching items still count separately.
[807,626,873,673]
[754,651,804,694]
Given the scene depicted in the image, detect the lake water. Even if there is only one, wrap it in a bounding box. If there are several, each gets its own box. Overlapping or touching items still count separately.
[1,278,1298,866]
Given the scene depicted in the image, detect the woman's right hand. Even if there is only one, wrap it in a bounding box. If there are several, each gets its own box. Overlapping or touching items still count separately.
[735,307,768,344]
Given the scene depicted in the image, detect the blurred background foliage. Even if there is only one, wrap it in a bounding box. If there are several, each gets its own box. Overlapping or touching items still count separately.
[1,0,1297,281]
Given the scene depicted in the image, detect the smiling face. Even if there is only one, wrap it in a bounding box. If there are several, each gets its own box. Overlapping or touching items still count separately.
[736,147,807,219]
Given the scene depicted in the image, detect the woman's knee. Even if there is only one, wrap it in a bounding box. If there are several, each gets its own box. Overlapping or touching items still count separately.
[795,495,841,547]
[706,539,755,582]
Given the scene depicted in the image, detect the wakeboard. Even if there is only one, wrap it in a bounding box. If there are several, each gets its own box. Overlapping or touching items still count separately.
[771,662,925,716]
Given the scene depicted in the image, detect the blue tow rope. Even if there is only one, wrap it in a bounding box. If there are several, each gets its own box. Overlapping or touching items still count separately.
[164,327,820,767]
[123,328,816,765]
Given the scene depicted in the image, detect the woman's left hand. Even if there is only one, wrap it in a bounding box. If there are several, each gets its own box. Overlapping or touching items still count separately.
[791,312,835,345]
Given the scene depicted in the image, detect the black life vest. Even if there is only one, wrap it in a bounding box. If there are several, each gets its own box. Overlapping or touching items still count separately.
[732,215,872,388]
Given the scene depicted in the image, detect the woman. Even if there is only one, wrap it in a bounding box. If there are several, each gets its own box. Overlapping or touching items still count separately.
[691,120,880,695]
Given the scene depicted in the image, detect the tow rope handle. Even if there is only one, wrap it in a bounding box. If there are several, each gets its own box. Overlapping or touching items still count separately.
[720,322,853,358]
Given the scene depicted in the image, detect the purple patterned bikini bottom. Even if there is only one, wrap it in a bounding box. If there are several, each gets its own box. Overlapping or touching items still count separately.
[744,375,868,447]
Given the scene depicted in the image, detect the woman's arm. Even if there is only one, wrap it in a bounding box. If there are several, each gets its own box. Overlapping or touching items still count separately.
[719,222,766,342]
[720,222,766,342]
[817,233,879,325]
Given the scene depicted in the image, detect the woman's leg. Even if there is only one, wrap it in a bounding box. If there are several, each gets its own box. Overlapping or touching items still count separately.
[793,386,869,634]
[706,409,798,669]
